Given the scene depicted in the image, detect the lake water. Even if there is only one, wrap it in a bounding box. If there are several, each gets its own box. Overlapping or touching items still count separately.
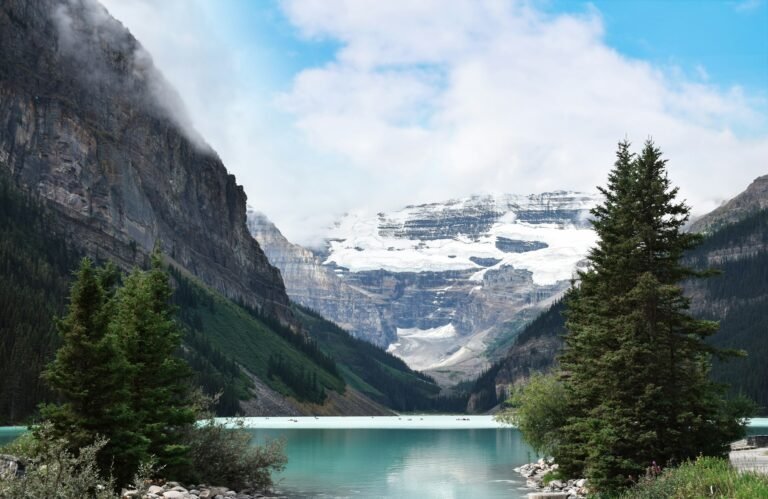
[3,417,768,498]
[239,416,535,498]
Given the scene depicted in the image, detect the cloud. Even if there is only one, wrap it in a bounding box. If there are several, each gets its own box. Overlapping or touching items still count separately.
[278,0,768,224]
[733,0,764,12]
[52,0,209,150]
[95,0,767,245]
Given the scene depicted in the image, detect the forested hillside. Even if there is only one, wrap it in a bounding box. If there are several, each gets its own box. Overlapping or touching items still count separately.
[294,305,467,412]
[469,202,768,414]
[0,172,349,423]
[0,172,80,422]
[687,208,768,409]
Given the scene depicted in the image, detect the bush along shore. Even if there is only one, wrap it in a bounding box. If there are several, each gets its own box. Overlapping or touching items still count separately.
[515,458,587,498]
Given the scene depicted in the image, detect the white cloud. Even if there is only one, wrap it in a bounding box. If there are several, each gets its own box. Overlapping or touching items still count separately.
[279,0,768,224]
[733,0,764,13]
[98,0,767,245]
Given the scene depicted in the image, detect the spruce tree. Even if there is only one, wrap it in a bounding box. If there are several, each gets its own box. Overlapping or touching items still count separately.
[41,258,146,485]
[113,249,195,476]
[557,140,750,491]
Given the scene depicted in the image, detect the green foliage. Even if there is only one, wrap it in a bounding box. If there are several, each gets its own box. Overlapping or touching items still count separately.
[557,140,751,492]
[179,329,249,417]
[184,419,286,492]
[42,256,199,485]
[467,363,502,413]
[619,456,768,499]
[167,267,346,402]
[267,354,327,404]
[112,250,196,478]
[541,469,566,486]
[686,209,768,412]
[293,305,468,413]
[495,372,568,456]
[41,258,146,486]
[0,173,81,424]
[0,423,116,499]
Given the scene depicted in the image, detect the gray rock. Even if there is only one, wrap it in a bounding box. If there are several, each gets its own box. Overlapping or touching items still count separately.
[0,0,293,335]
[162,492,185,499]
[148,485,165,495]
[0,455,25,478]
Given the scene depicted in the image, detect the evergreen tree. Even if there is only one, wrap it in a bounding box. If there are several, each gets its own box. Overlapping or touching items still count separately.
[556,140,751,491]
[41,258,145,485]
[113,249,196,476]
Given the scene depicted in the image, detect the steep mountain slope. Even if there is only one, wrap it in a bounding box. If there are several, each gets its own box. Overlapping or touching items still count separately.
[252,192,599,385]
[690,175,768,234]
[0,167,398,421]
[292,305,466,413]
[470,175,768,413]
[0,0,290,321]
[247,210,389,345]
[0,0,407,420]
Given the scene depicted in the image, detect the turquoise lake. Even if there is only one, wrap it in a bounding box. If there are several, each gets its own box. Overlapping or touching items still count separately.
[3,417,768,498]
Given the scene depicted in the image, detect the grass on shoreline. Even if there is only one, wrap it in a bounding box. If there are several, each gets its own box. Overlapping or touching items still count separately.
[618,456,768,499]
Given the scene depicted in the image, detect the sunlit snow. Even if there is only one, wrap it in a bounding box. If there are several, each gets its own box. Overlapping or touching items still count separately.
[324,192,599,286]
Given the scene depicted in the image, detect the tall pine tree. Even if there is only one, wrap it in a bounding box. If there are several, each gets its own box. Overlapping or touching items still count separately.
[113,249,195,477]
[41,258,146,485]
[556,140,751,491]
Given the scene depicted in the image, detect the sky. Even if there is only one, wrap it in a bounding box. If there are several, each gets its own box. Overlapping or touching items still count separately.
[98,0,768,246]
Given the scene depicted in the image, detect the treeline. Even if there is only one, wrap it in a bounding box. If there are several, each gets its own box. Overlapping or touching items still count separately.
[0,171,255,421]
[467,363,503,413]
[238,300,340,379]
[180,330,246,416]
[297,305,437,384]
[0,172,81,424]
[267,354,327,404]
[686,209,768,411]
[168,265,253,415]
[293,304,469,412]
[169,265,344,404]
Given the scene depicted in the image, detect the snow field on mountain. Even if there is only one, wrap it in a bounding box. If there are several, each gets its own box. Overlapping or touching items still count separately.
[324,212,598,285]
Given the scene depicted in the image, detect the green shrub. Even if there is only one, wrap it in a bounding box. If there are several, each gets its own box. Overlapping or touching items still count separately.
[620,456,768,499]
[0,423,116,499]
[495,372,568,456]
[184,419,286,492]
[541,469,566,485]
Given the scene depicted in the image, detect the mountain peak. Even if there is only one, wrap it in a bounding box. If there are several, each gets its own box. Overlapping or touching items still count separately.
[690,174,768,233]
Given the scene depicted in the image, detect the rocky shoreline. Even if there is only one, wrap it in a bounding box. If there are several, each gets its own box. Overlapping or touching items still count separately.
[515,459,588,498]
[121,482,284,499]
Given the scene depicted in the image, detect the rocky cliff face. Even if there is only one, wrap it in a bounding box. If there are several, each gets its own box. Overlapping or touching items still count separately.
[247,210,389,344]
[251,192,599,384]
[690,175,768,234]
[0,0,291,321]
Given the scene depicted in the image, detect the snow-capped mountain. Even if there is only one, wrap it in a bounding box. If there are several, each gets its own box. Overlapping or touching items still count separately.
[250,191,600,384]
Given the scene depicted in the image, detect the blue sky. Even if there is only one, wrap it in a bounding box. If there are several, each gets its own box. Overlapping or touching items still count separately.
[223,0,768,96]
[102,0,768,244]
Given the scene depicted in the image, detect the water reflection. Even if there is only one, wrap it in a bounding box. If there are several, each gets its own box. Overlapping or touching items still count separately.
[249,427,535,498]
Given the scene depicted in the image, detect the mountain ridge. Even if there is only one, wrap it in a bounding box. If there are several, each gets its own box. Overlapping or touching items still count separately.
[0,0,291,322]
[250,191,600,385]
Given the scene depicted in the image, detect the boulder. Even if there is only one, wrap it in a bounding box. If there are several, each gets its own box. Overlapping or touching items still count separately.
[0,454,25,478]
